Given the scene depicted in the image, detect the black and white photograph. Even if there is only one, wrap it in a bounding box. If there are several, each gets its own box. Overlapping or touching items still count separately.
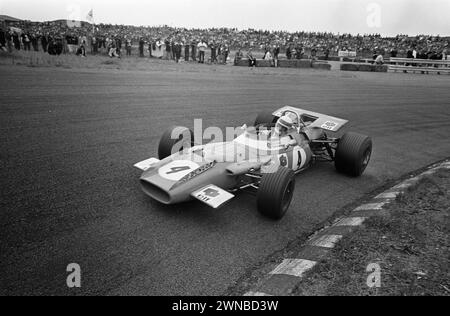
[0,0,449,301]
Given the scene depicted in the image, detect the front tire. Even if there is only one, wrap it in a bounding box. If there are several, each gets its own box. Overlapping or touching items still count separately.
[335,132,372,177]
[158,126,194,160]
[257,167,296,220]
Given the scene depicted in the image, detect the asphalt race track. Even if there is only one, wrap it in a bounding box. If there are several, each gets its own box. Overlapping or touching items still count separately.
[1,64,449,295]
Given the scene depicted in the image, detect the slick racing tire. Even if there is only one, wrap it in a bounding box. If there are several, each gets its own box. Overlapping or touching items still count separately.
[335,132,372,177]
[257,167,296,220]
[254,111,278,128]
[158,126,194,160]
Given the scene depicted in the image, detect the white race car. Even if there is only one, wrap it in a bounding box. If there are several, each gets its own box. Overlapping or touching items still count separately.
[135,106,372,220]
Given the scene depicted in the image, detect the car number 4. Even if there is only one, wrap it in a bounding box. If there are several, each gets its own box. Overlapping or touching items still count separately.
[166,166,192,175]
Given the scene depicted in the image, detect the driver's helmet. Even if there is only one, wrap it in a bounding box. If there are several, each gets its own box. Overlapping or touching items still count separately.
[275,115,295,136]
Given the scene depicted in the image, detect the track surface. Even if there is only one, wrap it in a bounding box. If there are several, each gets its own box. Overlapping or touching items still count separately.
[0,64,449,295]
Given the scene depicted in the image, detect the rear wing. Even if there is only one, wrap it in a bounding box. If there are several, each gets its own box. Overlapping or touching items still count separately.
[273,106,348,132]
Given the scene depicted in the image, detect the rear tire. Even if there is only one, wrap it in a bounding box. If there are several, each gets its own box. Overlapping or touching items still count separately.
[335,132,372,177]
[257,167,296,220]
[158,126,194,160]
[254,111,277,127]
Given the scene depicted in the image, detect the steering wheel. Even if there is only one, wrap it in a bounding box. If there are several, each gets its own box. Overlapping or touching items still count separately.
[283,110,307,130]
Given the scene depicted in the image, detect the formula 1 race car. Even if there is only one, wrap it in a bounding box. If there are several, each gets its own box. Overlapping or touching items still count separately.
[134,106,372,220]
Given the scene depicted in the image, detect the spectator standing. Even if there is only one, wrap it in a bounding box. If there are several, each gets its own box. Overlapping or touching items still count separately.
[210,41,217,63]
[139,38,145,57]
[164,38,170,59]
[148,39,153,57]
[31,34,39,51]
[171,40,176,60]
[390,48,398,58]
[197,39,207,63]
[91,36,98,54]
[13,32,20,50]
[154,38,164,58]
[41,34,48,53]
[273,44,280,67]
[184,40,190,61]
[406,48,414,59]
[217,43,223,63]
[48,38,57,55]
[173,40,182,63]
[295,45,303,59]
[286,44,292,59]
[442,46,448,60]
[54,37,62,55]
[99,36,106,53]
[223,44,230,64]
[0,27,6,50]
[264,48,273,66]
[6,31,13,52]
[125,38,132,56]
[310,47,317,60]
[405,47,415,67]
[324,47,330,60]
[66,34,78,53]
[247,48,257,67]
[191,39,197,62]
[115,37,122,57]
[234,48,243,64]
[22,33,31,51]
[80,35,88,48]
[291,46,297,59]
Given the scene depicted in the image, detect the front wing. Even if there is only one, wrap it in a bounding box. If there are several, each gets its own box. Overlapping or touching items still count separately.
[191,185,235,209]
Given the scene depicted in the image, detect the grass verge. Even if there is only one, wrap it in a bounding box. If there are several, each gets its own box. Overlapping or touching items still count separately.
[293,169,449,296]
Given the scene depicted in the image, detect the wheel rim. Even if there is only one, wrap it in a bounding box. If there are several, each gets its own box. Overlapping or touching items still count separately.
[361,148,372,170]
[281,180,295,213]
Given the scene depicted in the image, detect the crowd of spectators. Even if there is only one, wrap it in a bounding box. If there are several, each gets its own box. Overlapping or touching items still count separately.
[0,19,448,62]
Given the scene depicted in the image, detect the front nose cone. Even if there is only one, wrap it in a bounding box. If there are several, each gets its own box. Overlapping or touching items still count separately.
[140,179,172,204]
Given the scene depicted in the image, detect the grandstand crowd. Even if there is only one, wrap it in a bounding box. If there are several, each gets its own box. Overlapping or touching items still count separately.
[0,19,449,62]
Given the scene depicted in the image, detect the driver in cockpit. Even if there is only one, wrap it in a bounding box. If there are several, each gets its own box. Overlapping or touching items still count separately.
[272,114,306,148]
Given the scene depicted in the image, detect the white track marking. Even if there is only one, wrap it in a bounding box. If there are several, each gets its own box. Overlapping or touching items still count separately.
[269,259,317,277]
[393,182,412,190]
[393,178,420,190]
[244,292,273,296]
[308,234,343,248]
[335,217,366,227]
[354,202,388,211]
[421,170,438,176]
[375,191,400,199]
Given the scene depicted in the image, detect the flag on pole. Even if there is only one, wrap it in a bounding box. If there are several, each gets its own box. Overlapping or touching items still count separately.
[87,9,94,22]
